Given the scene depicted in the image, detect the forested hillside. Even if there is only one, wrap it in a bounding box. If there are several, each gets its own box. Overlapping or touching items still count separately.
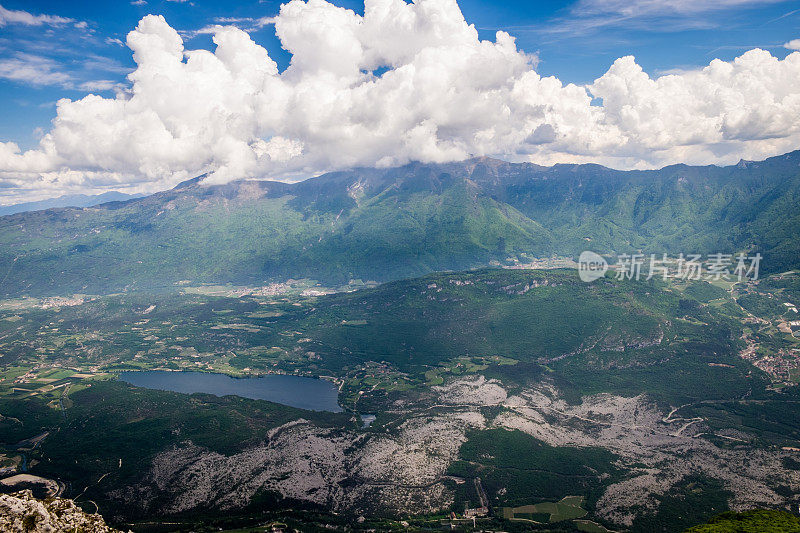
[1,151,798,296]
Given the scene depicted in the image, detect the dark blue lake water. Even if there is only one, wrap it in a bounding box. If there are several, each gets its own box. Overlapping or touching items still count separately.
[118,371,342,412]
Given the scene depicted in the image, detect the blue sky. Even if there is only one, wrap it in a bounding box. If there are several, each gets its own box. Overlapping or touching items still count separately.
[2,0,800,204]
[2,0,799,150]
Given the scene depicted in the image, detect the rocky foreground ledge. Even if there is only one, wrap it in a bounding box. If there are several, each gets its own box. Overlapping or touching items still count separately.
[0,490,122,533]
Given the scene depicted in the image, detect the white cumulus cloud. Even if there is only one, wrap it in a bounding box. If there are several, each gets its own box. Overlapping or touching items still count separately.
[0,4,73,27]
[2,0,800,200]
[0,53,74,87]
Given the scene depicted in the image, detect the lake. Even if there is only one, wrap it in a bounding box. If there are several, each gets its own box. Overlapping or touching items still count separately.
[118,371,342,412]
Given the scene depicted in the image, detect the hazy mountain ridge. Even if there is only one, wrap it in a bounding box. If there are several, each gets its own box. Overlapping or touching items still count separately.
[0,192,144,216]
[1,151,799,297]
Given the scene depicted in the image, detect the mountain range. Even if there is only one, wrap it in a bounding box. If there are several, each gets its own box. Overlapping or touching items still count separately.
[0,191,143,217]
[1,150,799,297]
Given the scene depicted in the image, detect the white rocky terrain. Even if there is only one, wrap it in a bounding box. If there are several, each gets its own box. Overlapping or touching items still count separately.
[0,489,122,532]
[113,411,487,517]
[486,381,799,525]
[112,376,800,528]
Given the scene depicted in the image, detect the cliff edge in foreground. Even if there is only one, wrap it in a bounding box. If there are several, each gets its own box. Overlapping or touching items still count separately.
[0,490,122,533]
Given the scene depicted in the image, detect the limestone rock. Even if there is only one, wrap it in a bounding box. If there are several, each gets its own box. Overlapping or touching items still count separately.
[0,490,122,533]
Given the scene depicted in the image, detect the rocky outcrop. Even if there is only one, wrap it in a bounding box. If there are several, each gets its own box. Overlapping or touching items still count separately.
[0,490,122,533]
[113,410,486,518]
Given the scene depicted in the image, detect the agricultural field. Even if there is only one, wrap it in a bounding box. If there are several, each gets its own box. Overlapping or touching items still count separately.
[502,495,588,523]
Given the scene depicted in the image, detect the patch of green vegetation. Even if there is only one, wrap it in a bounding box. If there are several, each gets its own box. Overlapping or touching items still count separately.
[757,273,800,306]
[684,509,800,532]
[503,496,588,523]
[38,368,75,380]
[449,429,620,510]
[630,476,732,533]
[683,387,800,447]
[683,281,729,303]
[0,366,29,388]
[0,396,61,443]
[737,293,790,319]
[424,369,443,385]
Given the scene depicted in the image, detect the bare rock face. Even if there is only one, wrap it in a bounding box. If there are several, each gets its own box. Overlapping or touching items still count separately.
[0,490,122,533]
[96,376,800,528]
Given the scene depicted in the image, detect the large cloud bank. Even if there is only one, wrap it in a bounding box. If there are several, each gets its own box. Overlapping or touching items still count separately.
[2,0,800,198]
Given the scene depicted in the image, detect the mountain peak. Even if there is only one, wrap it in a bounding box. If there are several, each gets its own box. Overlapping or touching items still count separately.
[172,174,208,190]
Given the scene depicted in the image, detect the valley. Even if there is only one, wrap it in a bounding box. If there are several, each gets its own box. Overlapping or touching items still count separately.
[0,265,799,531]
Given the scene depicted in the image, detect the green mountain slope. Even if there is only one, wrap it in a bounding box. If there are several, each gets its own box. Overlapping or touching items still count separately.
[684,509,800,532]
[483,154,800,271]
[1,150,799,297]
